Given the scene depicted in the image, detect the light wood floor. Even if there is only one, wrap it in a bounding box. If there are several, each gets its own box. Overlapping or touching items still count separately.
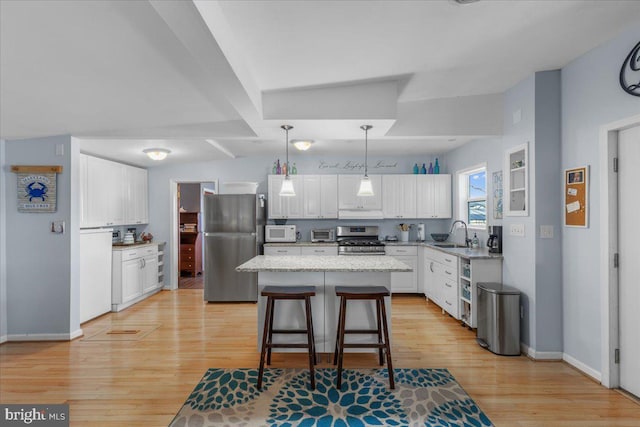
[1,291,638,426]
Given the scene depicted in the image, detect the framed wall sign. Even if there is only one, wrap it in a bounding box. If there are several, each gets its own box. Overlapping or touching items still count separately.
[11,165,62,213]
[564,165,589,228]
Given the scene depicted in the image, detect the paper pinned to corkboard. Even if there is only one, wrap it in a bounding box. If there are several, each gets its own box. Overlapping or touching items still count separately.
[564,166,588,227]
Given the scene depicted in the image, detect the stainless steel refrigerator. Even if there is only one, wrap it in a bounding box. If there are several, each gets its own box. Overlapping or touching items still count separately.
[203,194,265,302]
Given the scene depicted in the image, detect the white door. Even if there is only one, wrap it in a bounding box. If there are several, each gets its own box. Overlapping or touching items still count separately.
[619,125,640,398]
[122,259,142,303]
[141,255,159,293]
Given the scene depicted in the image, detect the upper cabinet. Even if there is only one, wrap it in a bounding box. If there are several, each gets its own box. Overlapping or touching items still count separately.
[504,143,528,216]
[303,175,338,219]
[382,175,417,218]
[268,175,304,219]
[416,175,452,218]
[125,166,149,225]
[80,154,149,228]
[338,174,382,210]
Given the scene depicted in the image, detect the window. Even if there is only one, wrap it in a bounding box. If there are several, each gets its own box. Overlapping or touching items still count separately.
[458,165,487,229]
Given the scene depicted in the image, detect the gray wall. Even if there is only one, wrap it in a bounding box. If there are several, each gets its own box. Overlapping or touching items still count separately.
[179,183,202,212]
[500,74,537,350]
[533,71,563,353]
[0,139,7,341]
[147,154,449,287]
[561,25,640,371]
[4,135,80,337]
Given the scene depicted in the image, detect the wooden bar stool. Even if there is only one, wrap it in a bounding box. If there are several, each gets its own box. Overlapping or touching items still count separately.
[257,285,317,390]
[333,285,394,389]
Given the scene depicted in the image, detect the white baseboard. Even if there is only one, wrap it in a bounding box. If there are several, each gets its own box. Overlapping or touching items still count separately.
[563,353,602,383]
[0,334,7,344]
[520,343,562,360]
[8,329,83,342]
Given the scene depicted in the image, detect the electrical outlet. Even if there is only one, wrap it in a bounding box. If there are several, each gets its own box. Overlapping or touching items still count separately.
[540,225,554,238]
[510,223,525,236]
[51,220,65,234]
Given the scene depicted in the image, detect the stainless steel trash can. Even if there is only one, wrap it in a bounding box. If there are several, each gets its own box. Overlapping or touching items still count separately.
[476,282,521,356]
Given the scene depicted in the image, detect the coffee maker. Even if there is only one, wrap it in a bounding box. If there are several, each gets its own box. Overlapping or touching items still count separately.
[487,225,502,253]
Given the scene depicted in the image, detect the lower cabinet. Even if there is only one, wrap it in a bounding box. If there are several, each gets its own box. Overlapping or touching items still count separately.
[386,246,418,293]
[112,244,160,312]
[422,247,502,327]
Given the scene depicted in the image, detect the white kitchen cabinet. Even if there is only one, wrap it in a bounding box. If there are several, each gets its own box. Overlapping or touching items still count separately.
[382,175,417,218]
[300,245,338,256]
[338,174,382,210]
[303,175,338,219]
[79,154,90,228]
[86,155,125,227]
[268,175,304,219]
[386,245,418,293]
[112,244,160,312]
[423,247,458,318]
[264,244,337,256]
[416,175,452,219]
[125,166,149,225]
[458,256,502,328]
[504,143,528,216]
[81,154,149,228]
[264,246,301,256]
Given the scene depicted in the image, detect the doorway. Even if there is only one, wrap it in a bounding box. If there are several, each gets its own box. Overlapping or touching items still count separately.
[176,182,217,290]
[617,124,639,398]
[600,113,640,395]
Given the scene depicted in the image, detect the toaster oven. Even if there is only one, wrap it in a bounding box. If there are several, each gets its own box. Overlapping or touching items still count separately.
[311,228,335,243]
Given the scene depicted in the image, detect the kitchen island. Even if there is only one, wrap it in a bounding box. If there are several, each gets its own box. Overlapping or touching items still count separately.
[236,255,412,354]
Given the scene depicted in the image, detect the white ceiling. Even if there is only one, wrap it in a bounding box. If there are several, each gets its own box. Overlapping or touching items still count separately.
[1,0,638,167]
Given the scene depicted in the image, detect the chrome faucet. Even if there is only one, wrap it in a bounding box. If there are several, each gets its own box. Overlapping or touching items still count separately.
[450,220,472,248]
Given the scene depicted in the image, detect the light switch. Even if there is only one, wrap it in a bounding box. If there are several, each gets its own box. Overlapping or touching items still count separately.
[510,223,525,237]
[55,144,64,156]
[540,225,554,239]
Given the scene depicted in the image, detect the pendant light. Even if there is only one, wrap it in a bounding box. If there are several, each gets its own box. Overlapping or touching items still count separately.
[279,125,295,197]
[357,125,374,196]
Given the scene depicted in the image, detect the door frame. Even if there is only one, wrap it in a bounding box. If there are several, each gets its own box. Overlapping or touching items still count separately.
[599,113,640,388]
[169,180,218,291]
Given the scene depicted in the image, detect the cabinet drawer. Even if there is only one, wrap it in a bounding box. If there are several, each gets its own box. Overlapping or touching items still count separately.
[121,249,141,261]
[139,246,157,256]
[180,244,195,253]
[181,261,196,270]
[300,246,338,256]
[181,253,195,262]
[431,261,457,280]
[430,250,458,267]
[264,246,301,256]
[385,246,417,256]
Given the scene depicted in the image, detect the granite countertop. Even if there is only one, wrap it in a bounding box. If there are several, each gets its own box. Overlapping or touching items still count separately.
[236,255,413,272]
[264,242,338,247]
[385,240,503,259]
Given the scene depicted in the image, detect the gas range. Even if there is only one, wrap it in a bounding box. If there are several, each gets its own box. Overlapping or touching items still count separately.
[336,226,385,256]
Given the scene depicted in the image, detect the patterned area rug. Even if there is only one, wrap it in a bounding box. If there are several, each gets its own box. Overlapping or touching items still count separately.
[170,368,493,427]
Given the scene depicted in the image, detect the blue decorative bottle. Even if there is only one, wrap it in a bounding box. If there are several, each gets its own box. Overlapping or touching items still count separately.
[413,163,419,174]
[428,162,433,174]
[291,163,297,175]
[276,159,281,175]
[421,163,427,174]
[434,158,440,174]
[272,162,277,174]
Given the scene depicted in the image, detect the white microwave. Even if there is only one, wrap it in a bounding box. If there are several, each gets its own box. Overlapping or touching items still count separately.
[265,225,297,243]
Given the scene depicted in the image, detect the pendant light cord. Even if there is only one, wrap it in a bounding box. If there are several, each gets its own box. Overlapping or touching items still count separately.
[281,125,293,178]
[361,125,372,177]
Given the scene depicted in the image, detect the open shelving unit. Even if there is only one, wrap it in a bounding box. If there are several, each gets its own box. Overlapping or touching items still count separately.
[157,242,166,287]
[458,256,503,329]
[505,142,528,216]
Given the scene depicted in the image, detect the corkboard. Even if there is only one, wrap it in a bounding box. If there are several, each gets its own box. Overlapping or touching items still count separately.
[564,166,588,227]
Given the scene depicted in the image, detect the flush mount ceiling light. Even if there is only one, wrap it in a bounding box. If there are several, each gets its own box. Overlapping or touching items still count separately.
[291,139,314,151]
[357,125,374,197]
[143,148,171,161]
[279,125,295,197]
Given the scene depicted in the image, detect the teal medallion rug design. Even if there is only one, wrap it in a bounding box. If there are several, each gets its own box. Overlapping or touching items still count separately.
[170,368,493,427]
